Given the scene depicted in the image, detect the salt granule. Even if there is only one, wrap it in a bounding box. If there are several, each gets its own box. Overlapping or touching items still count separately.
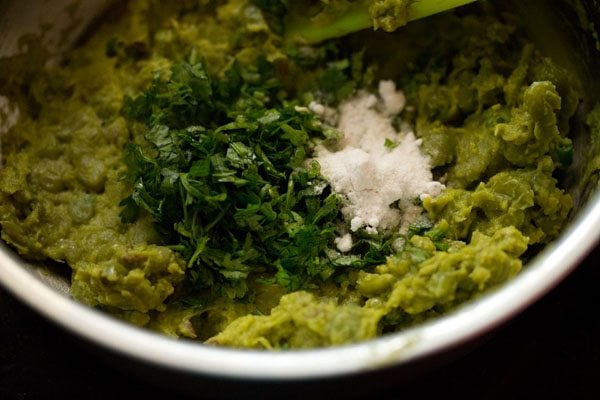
[313,80,445,236]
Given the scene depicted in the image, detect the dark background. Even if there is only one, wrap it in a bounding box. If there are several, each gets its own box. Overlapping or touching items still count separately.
[1,244,599,400]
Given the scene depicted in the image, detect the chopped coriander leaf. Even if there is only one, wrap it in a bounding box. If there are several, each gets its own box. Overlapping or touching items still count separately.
[120,58,394,298]
[555,142,574,166]
[407,215,434,236]
[384,138,400,149]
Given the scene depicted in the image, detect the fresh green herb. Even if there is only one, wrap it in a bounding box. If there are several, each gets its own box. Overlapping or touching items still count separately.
[407,215,449,251]
[384,138,400,149]
[555,142,574,166]
[425,226,449,251]
[314,59,358,105]
[407,215,434,236]
[120,57,393,299]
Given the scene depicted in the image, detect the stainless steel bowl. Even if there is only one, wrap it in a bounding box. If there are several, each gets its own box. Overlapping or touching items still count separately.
[1,0,599,397]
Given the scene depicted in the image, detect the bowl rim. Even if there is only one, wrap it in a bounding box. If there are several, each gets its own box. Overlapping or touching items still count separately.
[1,190,598,381]
[1,0,600,383]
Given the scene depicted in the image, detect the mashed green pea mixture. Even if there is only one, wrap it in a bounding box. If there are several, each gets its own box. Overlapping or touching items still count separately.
[0,0,581,348]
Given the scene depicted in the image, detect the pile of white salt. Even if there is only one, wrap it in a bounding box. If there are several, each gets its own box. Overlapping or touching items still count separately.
[310,80,444,251]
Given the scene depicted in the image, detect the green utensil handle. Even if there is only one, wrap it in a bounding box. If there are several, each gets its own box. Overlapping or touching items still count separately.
[285,0,478,44]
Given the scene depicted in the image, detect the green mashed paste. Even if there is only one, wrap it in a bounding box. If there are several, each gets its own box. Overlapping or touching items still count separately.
[0,0,581,348]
